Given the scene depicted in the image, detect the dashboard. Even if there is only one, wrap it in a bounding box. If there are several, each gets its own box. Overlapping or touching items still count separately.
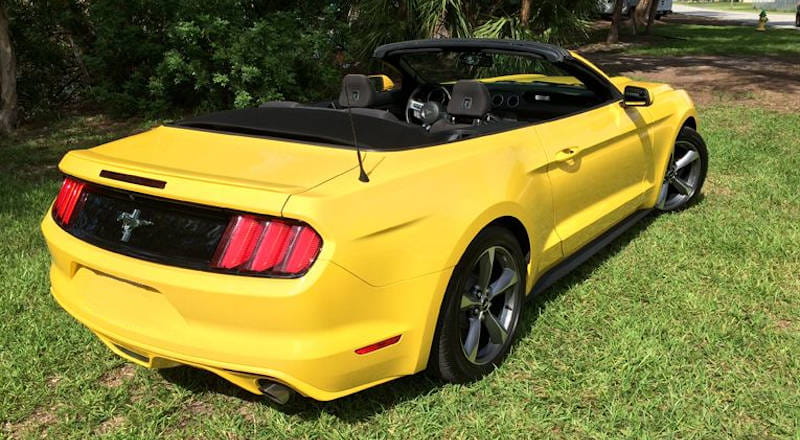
[408,81,606,125]
[484,82,604,121]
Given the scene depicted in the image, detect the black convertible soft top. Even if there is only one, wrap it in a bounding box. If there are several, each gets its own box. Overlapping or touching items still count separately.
[173,107,431,150]
[171,106,523,150]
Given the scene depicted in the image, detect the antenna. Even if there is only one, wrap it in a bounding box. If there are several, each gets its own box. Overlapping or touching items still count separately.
[343,80,370,183]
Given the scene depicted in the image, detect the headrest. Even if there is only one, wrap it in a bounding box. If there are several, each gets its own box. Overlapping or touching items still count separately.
[447,80,491,118]
[338,74,376,108]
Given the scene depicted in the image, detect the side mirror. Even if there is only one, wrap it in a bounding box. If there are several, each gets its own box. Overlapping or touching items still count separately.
[622,85,652,107]
[368,74,396,91]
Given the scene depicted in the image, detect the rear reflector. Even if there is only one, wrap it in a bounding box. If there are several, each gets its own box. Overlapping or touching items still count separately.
[355,335,402,355]
[212,215,322,276]
[53,178,86,225]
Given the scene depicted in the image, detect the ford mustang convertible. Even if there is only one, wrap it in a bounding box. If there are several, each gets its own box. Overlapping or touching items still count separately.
[42,39,708,404]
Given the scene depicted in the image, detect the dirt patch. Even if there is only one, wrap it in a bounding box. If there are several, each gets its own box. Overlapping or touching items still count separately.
[170,399,215,431]
[581,52,800,112]
[577,14,800,112]
[237,404,257,423]
[3,405,60,439]
[94,415,125,436]
[703,178,735,198]
[100,364,137,387]
[184,399,214,416]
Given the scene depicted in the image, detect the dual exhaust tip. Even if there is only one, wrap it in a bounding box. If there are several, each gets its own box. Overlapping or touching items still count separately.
[257,379,295,405]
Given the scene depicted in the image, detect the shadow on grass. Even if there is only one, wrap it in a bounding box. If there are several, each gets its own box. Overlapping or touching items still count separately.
[586,50,800,88]
[159,213,662,421]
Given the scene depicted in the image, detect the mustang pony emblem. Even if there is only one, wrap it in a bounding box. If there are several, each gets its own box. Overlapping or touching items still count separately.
[116,209,153,242]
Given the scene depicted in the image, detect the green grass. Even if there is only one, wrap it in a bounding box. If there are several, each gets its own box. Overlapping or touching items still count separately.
[1,104,799,438]
[676,1,796,13]
[581,21,800,58]
[611,23,800,57]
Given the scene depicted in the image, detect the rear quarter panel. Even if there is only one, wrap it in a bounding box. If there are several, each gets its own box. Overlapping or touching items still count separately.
[281,127,561,371]
[281,126,561,291]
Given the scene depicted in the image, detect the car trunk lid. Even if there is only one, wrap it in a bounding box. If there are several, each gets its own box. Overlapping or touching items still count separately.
[59,125,360,216]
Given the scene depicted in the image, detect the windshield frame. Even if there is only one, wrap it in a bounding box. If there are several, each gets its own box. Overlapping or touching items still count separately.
[375,39,622,102]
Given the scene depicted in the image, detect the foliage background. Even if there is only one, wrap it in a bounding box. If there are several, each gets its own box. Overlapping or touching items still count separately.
[7,0,600,121]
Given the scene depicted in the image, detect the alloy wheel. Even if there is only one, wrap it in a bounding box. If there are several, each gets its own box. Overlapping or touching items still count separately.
[657,140,703,211]
[459,246,522,365]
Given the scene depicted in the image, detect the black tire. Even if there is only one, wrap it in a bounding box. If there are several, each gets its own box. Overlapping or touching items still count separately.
[656,126,709,212]
[428,226,526,383]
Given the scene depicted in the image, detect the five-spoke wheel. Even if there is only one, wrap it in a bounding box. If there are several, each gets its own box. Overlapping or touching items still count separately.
[459,246,521,365]
[657,126,708,212]
[429,227,525,383]
[429,125,707,384]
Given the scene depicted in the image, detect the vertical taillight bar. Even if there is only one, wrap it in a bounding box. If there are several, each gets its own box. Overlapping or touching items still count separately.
[53,178,86,225]
[211,215,322,276]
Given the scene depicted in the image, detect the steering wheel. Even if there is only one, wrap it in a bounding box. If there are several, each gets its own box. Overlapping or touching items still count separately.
[405,85,451,125]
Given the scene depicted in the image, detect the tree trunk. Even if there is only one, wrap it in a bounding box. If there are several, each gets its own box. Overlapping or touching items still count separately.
[431,6,450,38]
[521,0,532,24]
[0,3,16,134]
[65,32,90,83]
[606,0,623,44]
[645,0,660,33]
[635,0,653,28]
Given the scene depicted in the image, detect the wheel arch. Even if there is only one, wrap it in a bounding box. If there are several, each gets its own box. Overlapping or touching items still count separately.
[486,216,531,263]
[682,116,697,130]
[416,209,534,372]
[642,95,700,208]
[442,202,535,274]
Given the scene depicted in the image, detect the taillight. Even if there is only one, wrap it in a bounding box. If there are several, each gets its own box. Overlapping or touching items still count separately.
[52,178,86,225]
[211,215,322,276]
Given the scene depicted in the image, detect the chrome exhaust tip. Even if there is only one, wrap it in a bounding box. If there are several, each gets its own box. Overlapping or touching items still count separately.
[257,379,294,405]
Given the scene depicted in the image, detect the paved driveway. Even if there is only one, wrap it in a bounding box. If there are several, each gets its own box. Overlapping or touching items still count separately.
[673,4,798,29]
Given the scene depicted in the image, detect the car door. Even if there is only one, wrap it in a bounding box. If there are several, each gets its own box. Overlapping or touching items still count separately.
[535,101,651,256]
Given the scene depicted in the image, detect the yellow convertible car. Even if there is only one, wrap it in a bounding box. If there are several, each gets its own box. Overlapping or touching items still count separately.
[42,39,707,404]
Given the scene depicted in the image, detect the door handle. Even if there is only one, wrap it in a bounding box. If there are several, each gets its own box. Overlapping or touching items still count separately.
[554,147,581,162]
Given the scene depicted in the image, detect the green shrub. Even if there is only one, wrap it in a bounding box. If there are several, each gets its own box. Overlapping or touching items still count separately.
[85,1,341,115]
[148,10,342,113]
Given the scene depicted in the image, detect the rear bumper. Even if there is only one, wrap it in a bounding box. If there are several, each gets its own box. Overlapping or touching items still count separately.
[42,215,450,401]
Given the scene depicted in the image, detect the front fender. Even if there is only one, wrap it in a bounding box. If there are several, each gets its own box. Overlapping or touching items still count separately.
[639,89,699,208]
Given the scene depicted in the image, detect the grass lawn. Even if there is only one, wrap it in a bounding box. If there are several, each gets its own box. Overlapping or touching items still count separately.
[1,104,799,438]
[636,24,800,57]
[585,22,800,57]
[676,1,796,13]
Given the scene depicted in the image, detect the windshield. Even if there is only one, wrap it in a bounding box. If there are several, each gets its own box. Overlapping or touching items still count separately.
[397,50,586,89]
